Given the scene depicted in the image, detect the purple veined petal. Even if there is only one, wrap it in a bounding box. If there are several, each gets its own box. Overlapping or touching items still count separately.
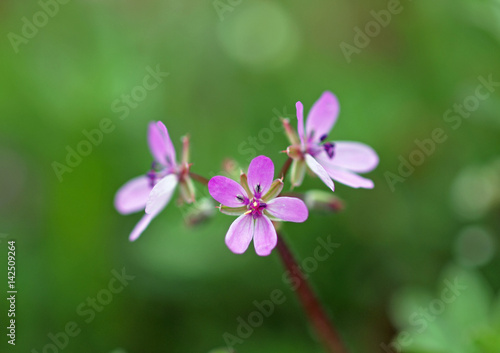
[114,175,152,215]
[253,215,277,256]
[322,164,374,189]
[305,154,335,192]
[305,91,340,143]
[156,121,177,167]
[318,141,379,173]
[129,212,156,242]
[247,155,274,197]
[265,197,309,223]
[225,214,254,254]
[208,176,249,207]
[145,174,178,215]
[296,101,305,147]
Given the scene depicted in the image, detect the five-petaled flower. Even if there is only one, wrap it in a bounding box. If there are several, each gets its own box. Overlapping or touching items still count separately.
[114,121,195,241]
[208,155,308,256]
[284,91,379,190]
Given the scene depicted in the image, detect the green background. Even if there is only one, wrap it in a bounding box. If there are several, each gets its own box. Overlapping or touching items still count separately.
[1,0,499,352]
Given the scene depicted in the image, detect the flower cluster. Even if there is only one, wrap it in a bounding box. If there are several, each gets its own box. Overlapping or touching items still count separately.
[115,92,379,256]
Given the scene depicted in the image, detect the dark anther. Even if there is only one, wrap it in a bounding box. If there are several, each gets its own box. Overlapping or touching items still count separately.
[147,170,156,187]
[324,142,335,159]
[319,134,328,142]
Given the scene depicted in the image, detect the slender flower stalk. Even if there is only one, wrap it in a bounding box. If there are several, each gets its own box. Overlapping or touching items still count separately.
[277,156,349,353]
[279,157,293,180]
[276,234,347,353]
[189,171,210,186]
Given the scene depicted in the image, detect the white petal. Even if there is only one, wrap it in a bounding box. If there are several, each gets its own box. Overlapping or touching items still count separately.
[145,174,178,215]
[305,154,335,192]
[129,213,156,242]
[323,167,374,189]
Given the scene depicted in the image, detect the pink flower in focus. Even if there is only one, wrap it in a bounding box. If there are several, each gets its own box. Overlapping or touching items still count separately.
[114,121,194,241]
[284,91,379,190]
[208,155,308,256]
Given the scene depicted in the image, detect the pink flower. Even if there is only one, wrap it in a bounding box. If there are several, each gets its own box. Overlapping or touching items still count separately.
[208,155,308,256]
[284,91,379,190]
[114,121,194,241]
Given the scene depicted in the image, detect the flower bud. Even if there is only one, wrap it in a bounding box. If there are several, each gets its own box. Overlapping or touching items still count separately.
[304,190,344,213]
[282,117,300,145]
[179,175,196,204]
[290,159,306,188]
[184,198,215,227]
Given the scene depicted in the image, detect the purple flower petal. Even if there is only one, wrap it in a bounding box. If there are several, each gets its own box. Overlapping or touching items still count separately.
[247,155,274,197]
[305,154,335,192]
[225,214,254,254]
[253,215,277,256]
[114,176,152,215]
[266,197,309,223]
[318,142,379,173]
[321,164,374,189]
[157,121,177,167]
[145,174,178,214]
[129,212,156,242]
[208,176,249,207]
[296,101,305,147]
[305,92,339,143]
[148,121,176,167]
[148,122,167,165]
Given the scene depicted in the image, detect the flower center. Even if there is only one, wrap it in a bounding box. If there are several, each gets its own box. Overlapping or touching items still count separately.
[147,161,174,187]
[247,198,267,218]
[304,136,336,159]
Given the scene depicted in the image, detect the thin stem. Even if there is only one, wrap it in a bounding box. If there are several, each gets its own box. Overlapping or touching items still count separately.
[279,157,293,180]
[276,156,348,353]
[189,172,209,186]
[276,233,348,353]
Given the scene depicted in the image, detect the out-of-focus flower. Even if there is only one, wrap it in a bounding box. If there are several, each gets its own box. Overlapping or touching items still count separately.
[114,121,194,241]
[284,91,379,190]
[208,155,308,256]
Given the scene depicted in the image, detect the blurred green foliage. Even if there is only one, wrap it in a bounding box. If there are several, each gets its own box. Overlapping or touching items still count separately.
[0,0,499,352]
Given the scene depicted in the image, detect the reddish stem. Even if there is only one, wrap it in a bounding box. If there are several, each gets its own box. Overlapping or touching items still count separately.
[276,234,348,353]
[189,172,209,186]
[279,157,293,180]
[277,156,348,353]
